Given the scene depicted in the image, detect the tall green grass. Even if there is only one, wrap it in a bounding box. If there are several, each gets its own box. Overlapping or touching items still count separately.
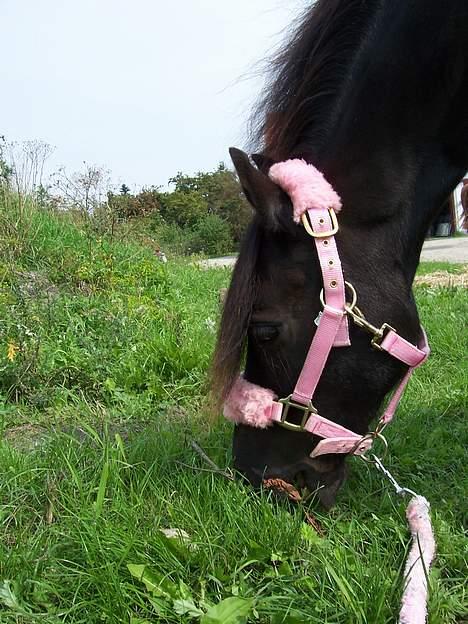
[0,191,466,623]
[0,192,228,424]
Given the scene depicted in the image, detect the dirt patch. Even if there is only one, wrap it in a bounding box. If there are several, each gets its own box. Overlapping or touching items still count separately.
[414,269,467,288]
[16,270,59,299]
[3,424,49,451]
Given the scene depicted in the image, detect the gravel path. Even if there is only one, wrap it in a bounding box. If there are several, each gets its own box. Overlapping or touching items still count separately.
[419,237,468,263]
[200,236,468,269]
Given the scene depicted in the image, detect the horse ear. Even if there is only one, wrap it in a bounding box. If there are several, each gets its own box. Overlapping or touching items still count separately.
[251,153,276,173]
[229,147,283,228]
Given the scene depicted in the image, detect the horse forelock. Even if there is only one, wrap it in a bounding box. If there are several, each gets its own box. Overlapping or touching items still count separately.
[211,222,261,410]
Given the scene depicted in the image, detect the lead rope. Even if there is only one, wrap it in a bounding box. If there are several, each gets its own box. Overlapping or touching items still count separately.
[370,455,436,624]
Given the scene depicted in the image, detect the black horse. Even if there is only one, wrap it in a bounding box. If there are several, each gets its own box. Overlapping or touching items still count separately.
[212,0,468,507]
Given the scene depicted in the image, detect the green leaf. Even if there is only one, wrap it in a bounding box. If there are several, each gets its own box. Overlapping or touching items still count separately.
[173,598,204,617]
[178,579,192,600]
[201,597,253,624]
[130,618,153,624]
[127,564,146,580]
[95,460,109,518]
[277,560,293,576]
[246,541,270,562]
[301,523,324,547]
[0,580,22,611]
[149,597,170,616]
[114,432,127,461]
[127,564,178,599]
[156,530,189,562]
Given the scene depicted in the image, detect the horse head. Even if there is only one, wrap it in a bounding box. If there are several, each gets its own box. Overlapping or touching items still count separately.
[212,0,468,507]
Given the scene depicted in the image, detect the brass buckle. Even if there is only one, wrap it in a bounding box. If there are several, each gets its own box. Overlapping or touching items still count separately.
[301,208,339,238]
[278,395,318,432]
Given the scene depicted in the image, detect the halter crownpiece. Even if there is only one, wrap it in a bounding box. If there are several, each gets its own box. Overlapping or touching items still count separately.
[269,159,342,221]
[224,158,429,458]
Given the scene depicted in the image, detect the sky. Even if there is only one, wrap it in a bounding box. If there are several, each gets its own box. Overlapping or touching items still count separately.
[1,0,307,190]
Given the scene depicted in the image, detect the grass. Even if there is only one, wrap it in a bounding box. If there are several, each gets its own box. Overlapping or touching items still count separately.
[0,192,467,623]
[416,261,466,275]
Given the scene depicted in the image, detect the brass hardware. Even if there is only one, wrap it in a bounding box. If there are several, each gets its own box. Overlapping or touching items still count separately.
[357,432,389,462]
[302,208,339,238]
[320,280,357,310]
[345,305,381,334]
[278,395,317,432]
[345,305,395,349]
[373,417,388,436]
[371,323,395,350]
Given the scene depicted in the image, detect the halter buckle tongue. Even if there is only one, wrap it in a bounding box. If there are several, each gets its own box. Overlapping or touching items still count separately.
[278,395,317,431]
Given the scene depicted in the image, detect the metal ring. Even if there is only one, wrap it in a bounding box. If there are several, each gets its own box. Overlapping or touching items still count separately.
[359,433,389,463]
[320,280,358,310]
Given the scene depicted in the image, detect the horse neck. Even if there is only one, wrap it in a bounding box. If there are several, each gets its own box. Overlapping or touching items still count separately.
[298,1,468,283]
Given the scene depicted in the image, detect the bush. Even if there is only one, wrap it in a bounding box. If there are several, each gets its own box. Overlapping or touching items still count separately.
[169,165,252,243]
[189,214,233,257]
[155,222,194,256]
[107,189,160,220]
[158,190,208,228]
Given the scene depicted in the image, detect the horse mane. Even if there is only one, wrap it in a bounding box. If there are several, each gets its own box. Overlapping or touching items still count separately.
[251,0,379,161]
[212,0,380,407]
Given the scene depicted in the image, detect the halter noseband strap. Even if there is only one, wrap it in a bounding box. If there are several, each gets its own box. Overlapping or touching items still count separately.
[224,159,429,458]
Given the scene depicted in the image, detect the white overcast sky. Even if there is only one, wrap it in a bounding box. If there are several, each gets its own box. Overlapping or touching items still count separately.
[1,1,307,190]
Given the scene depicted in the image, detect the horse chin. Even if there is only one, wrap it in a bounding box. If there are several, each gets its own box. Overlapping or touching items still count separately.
[233,455,348,510]
[301,458,348,510]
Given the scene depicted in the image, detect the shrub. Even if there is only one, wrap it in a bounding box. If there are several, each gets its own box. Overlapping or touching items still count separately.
[154,222,194,255]
[189,214,233,256]
[158,190,208,228]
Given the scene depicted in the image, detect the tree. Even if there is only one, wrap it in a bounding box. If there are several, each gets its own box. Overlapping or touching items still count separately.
[120,183,130,195]
[190,213,233,256]
[158,190,208,228]
[0,136,13,189]
[108,187,160,219]
[167,163,252,241]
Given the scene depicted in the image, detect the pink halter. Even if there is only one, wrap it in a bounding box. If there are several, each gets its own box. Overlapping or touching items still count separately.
[224,159,429,458]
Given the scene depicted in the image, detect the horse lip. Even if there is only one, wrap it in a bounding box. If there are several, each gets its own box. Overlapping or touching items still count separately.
[301,460,348,509]
[232,440,347,508]
[234,458,324,492]
[233,459,303,489]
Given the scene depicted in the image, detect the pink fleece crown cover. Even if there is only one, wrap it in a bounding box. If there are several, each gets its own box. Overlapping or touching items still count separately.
[269,159,342,223]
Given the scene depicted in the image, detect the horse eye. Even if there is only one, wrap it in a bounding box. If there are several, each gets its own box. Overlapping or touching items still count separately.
[249,323,280,343]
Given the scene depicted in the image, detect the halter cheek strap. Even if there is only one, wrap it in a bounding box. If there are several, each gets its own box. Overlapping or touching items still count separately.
[223,159,430,458]
[270,159,350,348]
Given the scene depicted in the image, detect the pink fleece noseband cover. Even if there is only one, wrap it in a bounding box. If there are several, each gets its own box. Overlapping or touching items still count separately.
[223,158,429,458]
